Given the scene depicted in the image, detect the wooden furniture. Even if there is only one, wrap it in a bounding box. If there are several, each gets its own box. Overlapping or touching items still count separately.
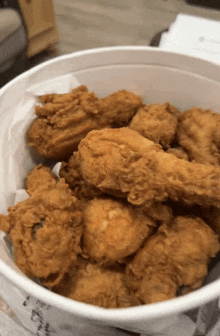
[18,0,59,57]
[17,0,59,57]
[0,7,28,87]
[1,0,59,57]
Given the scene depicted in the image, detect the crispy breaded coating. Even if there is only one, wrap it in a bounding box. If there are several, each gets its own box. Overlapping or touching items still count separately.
[27,85,101,161]
[177,107,220,166]
[25,164,57,196]
[59,154,102,201]
[82,197,155,264]
[27,86,142,161]
[166,147,189,161]
[61,153,173,225]
[143,202,173,226]
[55,262,139,308]
[77,127,220,208]
[129,102,181,148]
[0,179,83,288]
[98,89,143,127]
[126,216,220,304]
[0,214,10,233]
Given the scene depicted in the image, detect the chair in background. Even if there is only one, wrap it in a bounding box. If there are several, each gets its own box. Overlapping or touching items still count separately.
[0,7,27,88]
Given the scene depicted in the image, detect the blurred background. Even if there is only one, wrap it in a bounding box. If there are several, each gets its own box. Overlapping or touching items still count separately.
[0,0,220,86]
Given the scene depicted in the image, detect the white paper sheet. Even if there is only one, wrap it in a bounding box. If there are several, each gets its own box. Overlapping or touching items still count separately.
[159,13,220,65]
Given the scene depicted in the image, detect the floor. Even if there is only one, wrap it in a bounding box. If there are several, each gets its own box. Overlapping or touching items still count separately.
[31,0,220,65]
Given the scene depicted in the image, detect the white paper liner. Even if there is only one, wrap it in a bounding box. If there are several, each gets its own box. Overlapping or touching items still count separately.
[0,310,35,336]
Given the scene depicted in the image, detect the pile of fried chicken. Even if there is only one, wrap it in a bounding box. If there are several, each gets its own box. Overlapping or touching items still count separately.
[1,85,220,309]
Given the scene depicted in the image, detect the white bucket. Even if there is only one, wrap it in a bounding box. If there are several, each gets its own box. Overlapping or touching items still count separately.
[1,46,220,336]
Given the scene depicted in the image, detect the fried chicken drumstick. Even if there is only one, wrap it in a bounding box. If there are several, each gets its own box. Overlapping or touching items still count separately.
[76,127,220,208]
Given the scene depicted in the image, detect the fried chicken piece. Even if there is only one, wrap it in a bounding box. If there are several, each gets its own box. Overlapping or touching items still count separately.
[76,127,220,208]
[27,86,142,161]
[38,85,88,105]
[59,154,103,201]
[98,89,142,127]
[0,214,10,233]
[129,103,181,149]
[177,107,220,166]
[0,179,83,288]
[82,197,155,264]
[143,202,173,226]
[27,86,101,161]
[25,164,57,196]
[55,261,139,308]
[61,150,174,224]
[126,216,220,304]
[166,147,189,161]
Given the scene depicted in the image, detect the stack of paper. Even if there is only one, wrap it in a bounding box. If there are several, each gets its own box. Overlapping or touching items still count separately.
[159,13,220,65]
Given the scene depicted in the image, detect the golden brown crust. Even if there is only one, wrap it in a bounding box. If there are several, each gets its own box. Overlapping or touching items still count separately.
[126,216,220,304]
[27,87,143,161]
[55,262,140,308]
[27,86,101,161]
[166,147,190,161]
[3,179,83,288]
[82,197,155,264]
[177,107,220,166]
[25,164,57,196]
[59,154,102,201]
[98,89,143,127]
[129,102,181,148]
[77,127,220,208]
[0,214,10,233]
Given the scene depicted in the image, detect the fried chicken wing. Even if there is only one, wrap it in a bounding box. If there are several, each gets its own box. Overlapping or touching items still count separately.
[25,163,57,196]
[82,197,155,264]
[126,216,220,304]
[129,102,181,148]
[76,127,220,208]
[27,86,142,161]
[177,107,220,166]
[55,261,139,308]
[0,179,83,288]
